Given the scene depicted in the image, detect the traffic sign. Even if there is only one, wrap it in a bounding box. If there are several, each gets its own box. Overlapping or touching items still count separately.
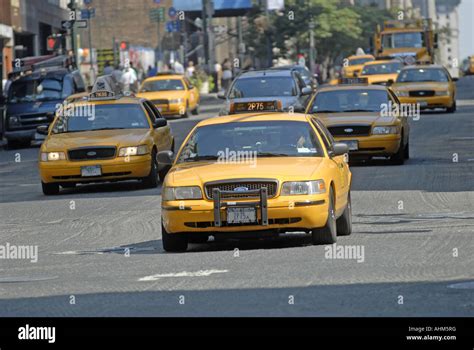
[76,20,88,29]
[165,20,181,33]
[61,20,74,30]
[81,8,95,19]
[168,7,177,19]
[149,7,165,22]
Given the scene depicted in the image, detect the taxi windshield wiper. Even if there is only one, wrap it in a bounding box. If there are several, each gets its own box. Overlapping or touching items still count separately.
[341,109,378,112]
[183,155,219,162]
[256,152,290,157]
[91,127,127,131]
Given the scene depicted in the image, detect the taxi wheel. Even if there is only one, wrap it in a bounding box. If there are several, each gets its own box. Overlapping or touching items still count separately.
[191,104,199,115]
[447,101,456,113]
[161,224,188,252]
[336,191,352,236]
[61,183,76,189]
[181,102,189,118]
[404,140,410,159]
[142,151,159,188]
[311,188,337,245]
[42,182,60,196]
[389,136,405,165]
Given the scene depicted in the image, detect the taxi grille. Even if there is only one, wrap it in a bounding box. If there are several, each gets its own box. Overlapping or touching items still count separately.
[409,90,435,97]
[205,180,278,199]
[328,125,371,137]
[68,147,116,161]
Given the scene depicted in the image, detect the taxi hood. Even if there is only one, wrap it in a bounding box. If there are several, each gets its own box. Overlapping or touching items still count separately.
[43,129,150,150]
[167,157,326,186]
[315,111,397,126]
[136,90,186,100]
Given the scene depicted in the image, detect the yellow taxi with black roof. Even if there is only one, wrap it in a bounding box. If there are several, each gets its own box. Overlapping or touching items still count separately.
[158,100,352,252]
[305,78,410,164]
[37,76,174,195]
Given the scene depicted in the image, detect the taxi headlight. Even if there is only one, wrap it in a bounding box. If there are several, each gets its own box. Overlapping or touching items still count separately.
[41,152,66,162]
[163,186,203,200]
[435,90,450,96]
[9,116,20,126]
[395,91,409,97]
[281,180,326,196]
[372,126,398,135]
[118,145,148,157]
[169,98,184,104]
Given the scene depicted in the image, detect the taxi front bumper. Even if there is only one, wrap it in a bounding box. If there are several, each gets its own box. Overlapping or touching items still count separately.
[39,154,152,183]
[335,134,401,157]
[398,95,454,108]
[162,192,329,234]
[154,102,186,116]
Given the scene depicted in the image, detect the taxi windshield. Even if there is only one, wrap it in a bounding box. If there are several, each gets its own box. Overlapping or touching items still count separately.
[396,68,449,83]
[176,121,324,163]
[311,89,389,113]
[229,77,297,98]
[51,104,150,134]
[349,57,373,66]
[9,77,65,103]
[140,79,184,92]
[362,62,402,75]
[382,32,424,48]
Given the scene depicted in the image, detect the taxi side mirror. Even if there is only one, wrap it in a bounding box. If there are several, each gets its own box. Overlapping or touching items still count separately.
[157,150,174,165]
[330,143,349,157]
[153,119,167,128]
[36,125,49,135]
[301,86,312,95]
[387,79,394,86]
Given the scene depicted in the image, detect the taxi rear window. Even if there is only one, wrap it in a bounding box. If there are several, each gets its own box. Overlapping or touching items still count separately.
[52,104,149,134]
[177,121,324,163]
[229,77,297,98]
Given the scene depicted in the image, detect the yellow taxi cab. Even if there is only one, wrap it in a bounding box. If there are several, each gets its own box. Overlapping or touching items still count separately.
[158,100,352,252]
[305,79,410,164]
[341,55,375,78]
[136,73,199,118]
[359,59,403,85]
[37,76,174,195]
[391,65,457,113]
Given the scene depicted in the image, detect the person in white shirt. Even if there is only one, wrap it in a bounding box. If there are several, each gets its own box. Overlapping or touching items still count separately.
[121,67,137,92]
[173,60,185,74]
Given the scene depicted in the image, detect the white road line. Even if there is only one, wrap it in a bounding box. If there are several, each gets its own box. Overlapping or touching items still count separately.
[138,269,228,282]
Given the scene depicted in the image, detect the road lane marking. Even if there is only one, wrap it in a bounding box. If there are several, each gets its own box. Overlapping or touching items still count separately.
[447,281,474,289]
[139,269,228,282]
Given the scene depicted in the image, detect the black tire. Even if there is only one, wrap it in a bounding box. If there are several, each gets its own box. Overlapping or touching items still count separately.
[161,224,188,252]
[447,101,456,113]
[191,104,199,115]
[6,139,28,150]
[42,182,60,195]
[404,139,410,159]
[336,191,352,236]
[311,188,337,245]
[389,137,405,165]
[142,150,159,188]
[61,183,76,189]
[189,235,209,244]
[158,166,170,182]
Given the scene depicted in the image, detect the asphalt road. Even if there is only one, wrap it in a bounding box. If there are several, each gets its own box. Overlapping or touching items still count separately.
[0,78,473,316]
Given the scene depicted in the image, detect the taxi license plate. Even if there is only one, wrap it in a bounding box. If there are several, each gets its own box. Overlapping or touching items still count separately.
[227,207,256,224]
[81,165,102,177]
[341,140,358,151]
